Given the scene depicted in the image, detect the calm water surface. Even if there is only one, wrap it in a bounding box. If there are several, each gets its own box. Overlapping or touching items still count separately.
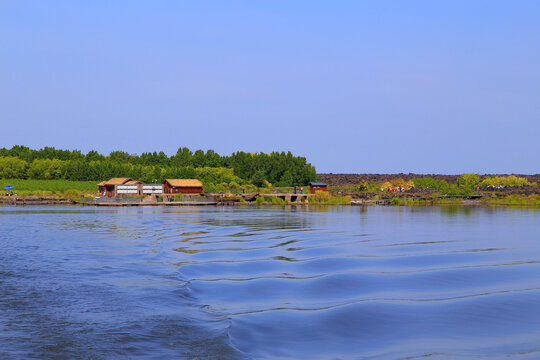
[1,205,540,359]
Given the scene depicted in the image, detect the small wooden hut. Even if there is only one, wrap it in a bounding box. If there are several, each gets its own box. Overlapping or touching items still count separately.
[309,182,328,194]
[97,177,136,197]
[162,179,204,194]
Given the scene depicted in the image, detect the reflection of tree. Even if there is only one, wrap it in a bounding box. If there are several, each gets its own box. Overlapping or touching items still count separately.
[440,205,476,217]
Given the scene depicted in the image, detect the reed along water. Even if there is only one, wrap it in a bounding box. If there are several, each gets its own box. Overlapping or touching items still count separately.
[1,206,540,359]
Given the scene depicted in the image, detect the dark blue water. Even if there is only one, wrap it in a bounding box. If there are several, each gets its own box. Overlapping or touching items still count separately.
[1,206,540,359]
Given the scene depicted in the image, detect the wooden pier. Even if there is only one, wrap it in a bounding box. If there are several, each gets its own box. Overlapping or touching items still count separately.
[253,193,313,202]
[91,201,217,207]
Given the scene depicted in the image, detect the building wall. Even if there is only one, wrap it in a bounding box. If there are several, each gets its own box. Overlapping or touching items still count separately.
[163,182,203,194]
[163,183,172,193]
[309,185,327,194]
[143,185,163,194]
[171,186,203,194]
[117,184,141,195]
[106,185,116,197]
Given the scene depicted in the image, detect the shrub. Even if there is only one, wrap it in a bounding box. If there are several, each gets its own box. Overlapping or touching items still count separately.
[229,181,242,193]
[312,190,331,202]
[457,173,481,190]
[263,196,287,205]
[64,189,80,200]
[405,180,414,190]
[412,177,448,190]
[481,175,534,187]
[243,184,258,193]
[357,181,369,191]
[309,190,351,204]
[391,178,405,187]
[380,181,393,190]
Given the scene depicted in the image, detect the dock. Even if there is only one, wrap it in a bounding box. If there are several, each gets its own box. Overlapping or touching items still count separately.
[252,193,313,202]
[79,192,314,206]
[91,201,217,207]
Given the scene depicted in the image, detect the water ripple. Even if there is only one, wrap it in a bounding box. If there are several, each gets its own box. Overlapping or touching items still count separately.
[1,206,539,359]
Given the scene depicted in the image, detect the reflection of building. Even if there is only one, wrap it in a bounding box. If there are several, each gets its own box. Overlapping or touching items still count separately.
[309,182,327,194]
[163,179,204,194]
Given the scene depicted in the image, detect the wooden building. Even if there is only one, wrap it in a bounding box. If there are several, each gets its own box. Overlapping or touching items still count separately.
[309,182,328,194]
[162,179,204,194]
[142,184,164,195]
[98,178,138,197]
[117,180,143,195]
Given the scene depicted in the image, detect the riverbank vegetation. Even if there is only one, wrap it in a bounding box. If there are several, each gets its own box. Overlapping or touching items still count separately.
[0,179,96,196]
[385,194,540,207]
[325,173,540,206]
[480,175,535,187]
[308,190,351,204]
[343,174,536,196]
[2,146,538,207]
[482,194,540,206]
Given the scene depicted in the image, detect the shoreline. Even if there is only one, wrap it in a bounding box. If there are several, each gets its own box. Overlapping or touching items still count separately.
[1,196,538,208]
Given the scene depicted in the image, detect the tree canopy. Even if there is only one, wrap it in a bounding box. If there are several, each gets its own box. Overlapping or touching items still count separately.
[0,146,318,186]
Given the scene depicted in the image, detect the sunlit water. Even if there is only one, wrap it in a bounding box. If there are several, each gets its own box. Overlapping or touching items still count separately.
[1,205,540,359]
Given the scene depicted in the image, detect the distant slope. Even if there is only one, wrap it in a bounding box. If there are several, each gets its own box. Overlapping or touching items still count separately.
[318,173,540,186]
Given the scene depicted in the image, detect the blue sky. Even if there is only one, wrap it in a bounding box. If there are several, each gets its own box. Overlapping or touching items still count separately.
[1,1,539,174]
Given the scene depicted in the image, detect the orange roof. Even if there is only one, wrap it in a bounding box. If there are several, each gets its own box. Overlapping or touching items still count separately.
[125,180,142,185]
[97,181,106,186]
[164,179,203,188]
[102,177,133,185]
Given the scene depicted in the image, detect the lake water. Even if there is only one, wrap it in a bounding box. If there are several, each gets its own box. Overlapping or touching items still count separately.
[1,205,540,359]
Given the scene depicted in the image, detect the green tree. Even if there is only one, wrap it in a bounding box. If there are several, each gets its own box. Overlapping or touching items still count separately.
[86,150,105,162]
[278,170,294,187]
[171,147,193,167]
[28,159,66,180]
[108,151,132,163]
[205,149,221,167]
[252,170,267,187]
[0,157,29,179]
[192,150,206,168]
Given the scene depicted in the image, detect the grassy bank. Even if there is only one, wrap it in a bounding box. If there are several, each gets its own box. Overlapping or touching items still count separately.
[309,190,351,205]
[0,179,97,196]
[483,194,540,206]
[383,194,540,207]
[252,191,351,206]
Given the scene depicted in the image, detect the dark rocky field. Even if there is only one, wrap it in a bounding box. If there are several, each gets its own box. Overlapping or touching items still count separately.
[318,173,540,186]
[318,173,540,200]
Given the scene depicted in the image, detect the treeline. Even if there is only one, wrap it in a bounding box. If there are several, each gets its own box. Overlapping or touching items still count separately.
[0,146,318,186]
